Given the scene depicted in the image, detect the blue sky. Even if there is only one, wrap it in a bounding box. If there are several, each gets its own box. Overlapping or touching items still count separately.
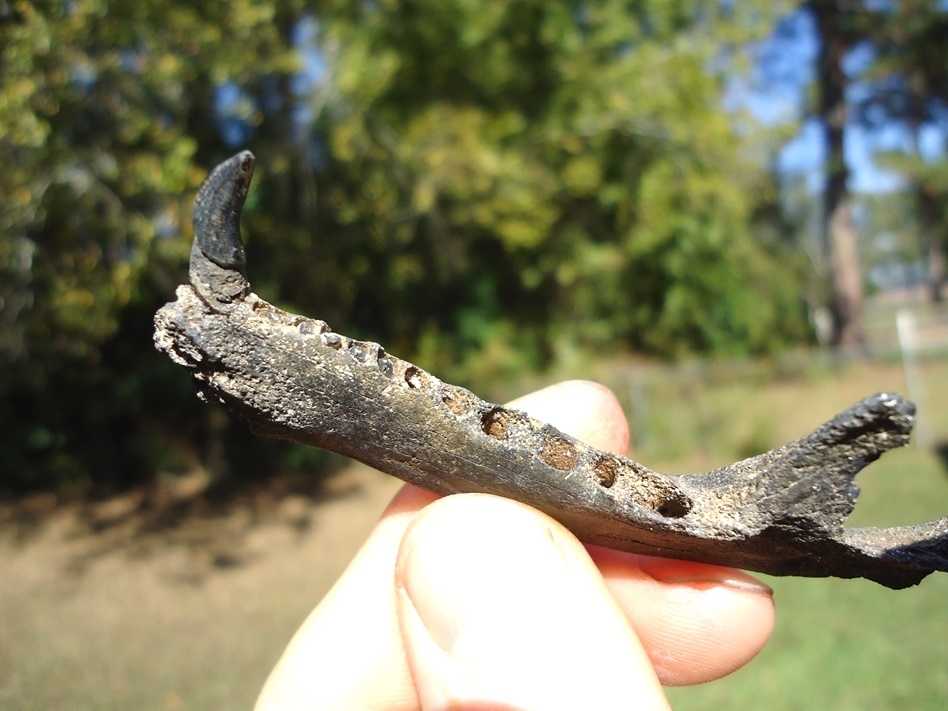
[742,7,944,196]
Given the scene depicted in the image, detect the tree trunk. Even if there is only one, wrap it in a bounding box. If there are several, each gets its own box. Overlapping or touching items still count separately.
[926,230,946,302]
[915,187,946,302]
[812,0,865,348]
[902,48,946,304]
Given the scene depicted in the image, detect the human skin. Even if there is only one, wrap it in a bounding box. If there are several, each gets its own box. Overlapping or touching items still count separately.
[256,380,775,711]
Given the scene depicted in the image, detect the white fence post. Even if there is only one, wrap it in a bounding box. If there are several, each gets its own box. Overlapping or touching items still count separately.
[896,308,930,448]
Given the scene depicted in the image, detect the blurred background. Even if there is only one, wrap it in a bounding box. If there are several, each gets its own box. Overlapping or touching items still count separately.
[2,1,947,708]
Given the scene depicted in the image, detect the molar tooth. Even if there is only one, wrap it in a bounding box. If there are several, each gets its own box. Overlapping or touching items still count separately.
[349,343,368,362]
[378,357,394,377]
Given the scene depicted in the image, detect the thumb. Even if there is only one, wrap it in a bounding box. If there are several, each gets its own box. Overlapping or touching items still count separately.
[395,494,671,711]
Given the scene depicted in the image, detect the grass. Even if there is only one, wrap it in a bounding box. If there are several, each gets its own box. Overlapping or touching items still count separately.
[667,444,948,711]
[0,467,406,710]
[2,356,947,709]
[651,358,948,710]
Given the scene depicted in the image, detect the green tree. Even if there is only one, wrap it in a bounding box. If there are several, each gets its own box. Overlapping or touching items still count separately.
[0,1,300,489]
[0,0,812,493]
[271,0,809,379]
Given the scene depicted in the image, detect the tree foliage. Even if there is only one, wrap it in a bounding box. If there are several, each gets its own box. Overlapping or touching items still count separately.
[0,1,302,489]
[277,0,809,374]
[1,0,812,492]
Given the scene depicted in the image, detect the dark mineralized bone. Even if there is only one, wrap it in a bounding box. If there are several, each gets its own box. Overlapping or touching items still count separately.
[154,152,948,589]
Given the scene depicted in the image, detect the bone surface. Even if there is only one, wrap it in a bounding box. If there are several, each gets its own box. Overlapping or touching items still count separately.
[154,152,948,589]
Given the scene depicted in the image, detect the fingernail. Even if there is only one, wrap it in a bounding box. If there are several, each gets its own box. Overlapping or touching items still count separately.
[634,556,774,596]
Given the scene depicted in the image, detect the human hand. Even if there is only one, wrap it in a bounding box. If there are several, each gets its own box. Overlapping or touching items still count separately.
[256,380,775,710]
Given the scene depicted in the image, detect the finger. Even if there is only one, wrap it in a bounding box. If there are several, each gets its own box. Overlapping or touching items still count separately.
[588,546,775,686]
[257,380,775,709]
[256,484,437,711]
[257,380,634,710]
[396,494,671,711]
[511,381,775,685]
[506,379,630,454]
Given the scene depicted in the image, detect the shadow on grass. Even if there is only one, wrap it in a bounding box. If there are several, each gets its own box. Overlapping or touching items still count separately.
[0,442,360,582]
[933,439,948,477]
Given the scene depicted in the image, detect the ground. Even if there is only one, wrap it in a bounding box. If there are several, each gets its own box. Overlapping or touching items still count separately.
[0,464,403,710]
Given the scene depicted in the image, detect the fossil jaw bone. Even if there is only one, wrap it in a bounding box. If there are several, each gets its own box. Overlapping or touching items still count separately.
[154,152,948,589]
